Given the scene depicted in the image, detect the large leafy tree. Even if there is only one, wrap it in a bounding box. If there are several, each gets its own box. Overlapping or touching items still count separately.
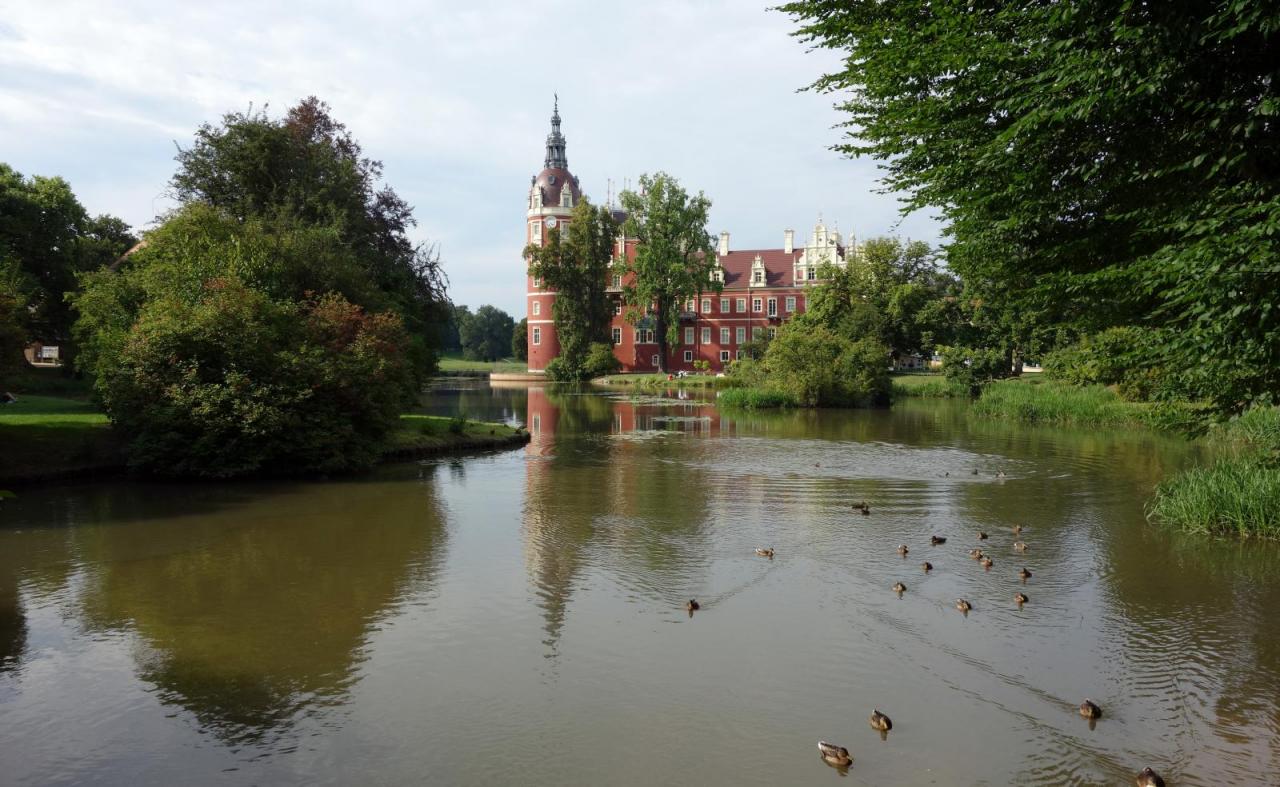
[0,163,134,355]
[459,305,515,362]
[512,318,528,362]
[525,198,617,379]
[615,173,717,372]
[780,1,1280,414]
[169,97,449,376]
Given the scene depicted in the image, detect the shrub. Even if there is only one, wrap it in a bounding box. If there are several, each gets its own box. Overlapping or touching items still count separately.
[762,324,890,407]
[584,341,621,377]
[448,416,466,435]
[87,279,412,477]
[723,358,768,389]
[940,344,1009,391]
[1043,327,1171,402]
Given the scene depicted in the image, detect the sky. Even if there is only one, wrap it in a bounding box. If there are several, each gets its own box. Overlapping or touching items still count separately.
[0,0,941,317]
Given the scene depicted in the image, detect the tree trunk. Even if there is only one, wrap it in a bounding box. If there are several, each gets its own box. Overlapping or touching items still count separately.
[655,302,668,373]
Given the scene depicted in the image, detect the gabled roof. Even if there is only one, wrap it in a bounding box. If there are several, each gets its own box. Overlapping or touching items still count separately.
[716,249,802,289]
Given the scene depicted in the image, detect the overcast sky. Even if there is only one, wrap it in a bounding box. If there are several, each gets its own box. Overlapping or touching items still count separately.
[0,0,941,317]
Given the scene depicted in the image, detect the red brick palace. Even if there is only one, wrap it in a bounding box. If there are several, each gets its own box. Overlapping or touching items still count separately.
[525,101,855,374]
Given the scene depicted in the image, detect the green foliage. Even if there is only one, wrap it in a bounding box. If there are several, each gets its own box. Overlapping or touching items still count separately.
[512,318,528,361]
[761,321,890,407]
[545,341,619,381]
[724,358,768,389]
[0,284,27,381]
[779,1,1280,415]
[459,305,514,362]
[940,345,1011,392]
[447,416,466,435]
[717,388,797,409]
[168,98,448,376]
[891,375,970,399]
[970,379,1148,426]
[616,172,718,371]
[525,198,616,378]
[0,162,135,350]
[584,341,620,377]
[1148,457,1280,539]
[84,279,412,478]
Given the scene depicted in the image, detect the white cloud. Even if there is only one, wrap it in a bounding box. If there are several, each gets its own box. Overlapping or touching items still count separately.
[0,0,941,317]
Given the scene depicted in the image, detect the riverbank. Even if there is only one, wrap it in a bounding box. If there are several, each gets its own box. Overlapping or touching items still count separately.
[592,372,729,390]
[0,395,527,485]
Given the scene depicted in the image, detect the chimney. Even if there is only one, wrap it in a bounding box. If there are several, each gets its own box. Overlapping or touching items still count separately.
[718,231,729,257]
[784,229,794,254]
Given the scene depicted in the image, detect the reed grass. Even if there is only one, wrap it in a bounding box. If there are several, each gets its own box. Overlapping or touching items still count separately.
[890,375,970,398]
[716,387,797,409]
[970,379,1148,425]
[1147,456,1280,539]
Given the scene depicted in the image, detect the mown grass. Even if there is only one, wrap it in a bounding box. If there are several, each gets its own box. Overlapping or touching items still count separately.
[1148,455,1280,539]
[0,394,122,482]
[437,354,528,374]
[716,387,797,409]
[382,414,525,456]
[593,373,728,389]
[891,373,971,398]
[970,379,1150,425]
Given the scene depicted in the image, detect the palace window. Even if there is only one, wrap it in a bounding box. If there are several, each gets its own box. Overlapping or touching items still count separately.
[636,329,655,344]
[684,327,694,345]
[720,327,730,344]
[701,327,711,344]
[612,327,621,345]
[532,301,541,316]
[652,354,660,366]
[701,298,712,314]
[767,327,777,339]
[532,327,541,345]
[753,270,763,284]
[786,296,796,312]
[720,298,730,312]
[719,350,730,362]
[561,188,572,208]
[736,298,746,313]
[531,222,542,241]
[686,299,696,312]
[752,326,762,340]
[614,301,622,315]
[736,327,746,344]
[807,268,816,280]
[768,298,778,317]
[683,350,693,362]
[612,274,622,289]
[752,298,763,313]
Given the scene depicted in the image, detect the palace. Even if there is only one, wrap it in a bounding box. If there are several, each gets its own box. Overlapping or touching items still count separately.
[524,101,856,374]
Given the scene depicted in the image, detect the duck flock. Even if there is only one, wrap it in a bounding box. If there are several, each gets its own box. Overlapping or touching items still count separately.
[684,501,1168,787]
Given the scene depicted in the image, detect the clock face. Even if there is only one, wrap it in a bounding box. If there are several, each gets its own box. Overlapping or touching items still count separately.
[545,216,557,229]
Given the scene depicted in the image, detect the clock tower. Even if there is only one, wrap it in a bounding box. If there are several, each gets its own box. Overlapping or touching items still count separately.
[525,97,581,372]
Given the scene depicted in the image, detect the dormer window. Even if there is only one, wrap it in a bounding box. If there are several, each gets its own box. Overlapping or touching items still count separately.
[561,187,572,208]
[753,269,763,285]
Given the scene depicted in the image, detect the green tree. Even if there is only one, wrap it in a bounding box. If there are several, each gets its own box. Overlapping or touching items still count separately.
[0,163,135,353]
[0,284,27,383]
[615,172,718,372]
[762,321,890,407]
[459,305,514,362]
[780,1,1280,414]
[524,198,616,380]
[445,304,471,354]
[169,97,449,377]
[512,318,528,361]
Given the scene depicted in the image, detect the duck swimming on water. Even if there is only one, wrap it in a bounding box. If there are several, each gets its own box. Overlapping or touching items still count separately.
[1014,541,1028,552]
[818,741,853,767]
[1079,699,1102,719]
[930,535,947,545]
[980,556,994,570]
[921,561,933,572]
[956,599,972,613]
[892,582,906,595]
[869,709,892,733]
[1015,592,1028,605]
[897,544,909,556]
[1018,567,1032,581]
[1135,767,1165,787]
[684,599,700,612]
[755,548,774,558]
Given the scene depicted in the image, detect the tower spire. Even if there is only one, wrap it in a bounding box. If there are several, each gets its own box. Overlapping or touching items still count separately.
[544,95,568,170]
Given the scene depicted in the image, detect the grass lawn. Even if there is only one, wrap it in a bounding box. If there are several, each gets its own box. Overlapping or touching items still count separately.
[593,373,728,389]
[437,354,528,374]
[0,394,122,482]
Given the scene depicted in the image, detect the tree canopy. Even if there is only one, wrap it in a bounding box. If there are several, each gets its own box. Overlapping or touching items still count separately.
[780,1,1280,414]
[615,172,718,372]
[458,305,515,362]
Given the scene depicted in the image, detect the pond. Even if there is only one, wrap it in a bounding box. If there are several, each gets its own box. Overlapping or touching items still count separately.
[1,380,1277,785]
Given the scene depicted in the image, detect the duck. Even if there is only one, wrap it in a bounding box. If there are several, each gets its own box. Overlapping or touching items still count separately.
[1014,541,1028,552]
[971,468,979,476]
[968,548,984,560]
[755,548,774,558]
[1018,567,1032,581]
[920,561,933,572]
[868,709,892,732]
[997,470,1007,479]
[956,598,972,613]
[817,741,853,767]
[977,530,989,540]
[1135,767,1165,787]
[1012,524,1023,534]
[980,556,994,570]
[1015,592,1029,605]
[892,581,906,594]
[684,599,700,612]
[930,535,947,545]
[1079,699,1102,719]
[897,544,909,556]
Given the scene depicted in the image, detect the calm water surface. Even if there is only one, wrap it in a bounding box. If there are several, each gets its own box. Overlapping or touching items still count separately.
[2,380,1278,786]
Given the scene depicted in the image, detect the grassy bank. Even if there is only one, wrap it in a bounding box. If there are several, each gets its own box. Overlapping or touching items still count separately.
[593,373,729,389]
[382,415,528,459]
[0,395,527,484]
[715,387,797,409]
[969,378,1150,425]
[1147,407,1280,539]
[891,373,970,398]
[0,394,123,483]
[438,354,528,374]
